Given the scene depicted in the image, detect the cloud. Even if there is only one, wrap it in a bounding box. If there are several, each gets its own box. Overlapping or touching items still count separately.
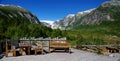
[40,20,54,25]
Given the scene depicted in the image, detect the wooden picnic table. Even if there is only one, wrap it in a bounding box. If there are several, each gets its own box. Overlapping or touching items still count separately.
[19,45,31,55]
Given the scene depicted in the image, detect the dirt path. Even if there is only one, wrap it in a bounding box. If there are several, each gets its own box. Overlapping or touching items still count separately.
[1,49,120,61]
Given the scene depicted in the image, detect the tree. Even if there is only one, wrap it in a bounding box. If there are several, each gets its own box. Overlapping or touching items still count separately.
[51,29,62,37]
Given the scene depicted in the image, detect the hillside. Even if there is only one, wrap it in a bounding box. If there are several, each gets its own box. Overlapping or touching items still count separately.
[63,1,120,46]
[70,1,120,28]
[53,1,120,30]
[0,4,52,39]
[0,0,120,46]
[0,4,40,24]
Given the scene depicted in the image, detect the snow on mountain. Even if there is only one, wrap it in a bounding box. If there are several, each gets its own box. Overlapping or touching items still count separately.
[41,20,54,27]
[40,8,95,29]
[52,8,95,30]
[66,14,75,18]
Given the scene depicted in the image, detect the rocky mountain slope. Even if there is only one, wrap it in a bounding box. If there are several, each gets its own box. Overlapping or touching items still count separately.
[0,4,40,24]
[64,0,120,46]
[53,9,95,29]
[72,0,120,26]
[53,0,120,30]
[52,14,75,29]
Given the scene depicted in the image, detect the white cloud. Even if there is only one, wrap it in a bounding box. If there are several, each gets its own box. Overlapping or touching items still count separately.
[40,20,54,25]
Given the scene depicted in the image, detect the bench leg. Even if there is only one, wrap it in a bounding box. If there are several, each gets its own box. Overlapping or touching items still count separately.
[49,48,51,53]
[20,48,23,56]
[34,48,37,55]
[41,48,44,54]
[5,50,8,57]
[119,49,120,53]
[28,47,30,55]
[13,49,16,56]
[69,49,71,54]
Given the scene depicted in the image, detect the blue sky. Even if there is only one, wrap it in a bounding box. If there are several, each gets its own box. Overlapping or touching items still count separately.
[0,0,108,23]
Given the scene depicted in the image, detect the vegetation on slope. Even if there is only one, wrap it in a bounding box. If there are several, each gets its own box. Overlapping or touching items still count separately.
[66,4,120,46]
[0,5,65,40]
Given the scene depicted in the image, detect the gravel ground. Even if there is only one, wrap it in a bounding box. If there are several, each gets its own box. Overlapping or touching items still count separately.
[0,49,120,61]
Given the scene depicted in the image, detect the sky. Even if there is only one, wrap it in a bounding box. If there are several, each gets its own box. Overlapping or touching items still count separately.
[0,0,108,23]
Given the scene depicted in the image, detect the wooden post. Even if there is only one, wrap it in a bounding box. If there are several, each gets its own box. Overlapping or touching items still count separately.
[5,40,16,57]
[118,46,120,53]
[41,42,44,54]
[5,41,8,57]
[69,43,71,53]
[28,46,30,55]
[0,42,1,53]
[119,49,120,54]
[20,48,22,56]
[13,49,16,56]
[34,48,37,55]
[49,40,50,53]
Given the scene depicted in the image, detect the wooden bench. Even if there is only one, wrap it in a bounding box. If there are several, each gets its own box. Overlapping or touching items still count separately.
[19,41,31,55]
[5,41,16,57]
[117,46,120,54]
[49,40,71,53]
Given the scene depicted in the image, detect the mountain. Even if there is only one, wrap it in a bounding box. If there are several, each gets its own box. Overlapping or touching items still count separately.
[0,4,52,39]
[69,0,120,29]
[0,4,40,24]
[73,0,120,25]
[53,0,120,30]
[63,0,120,45]
[52,14,75,30]
[53,9,95,30]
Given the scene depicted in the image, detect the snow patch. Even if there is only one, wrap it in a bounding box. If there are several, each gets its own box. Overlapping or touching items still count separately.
[41,20,54,26]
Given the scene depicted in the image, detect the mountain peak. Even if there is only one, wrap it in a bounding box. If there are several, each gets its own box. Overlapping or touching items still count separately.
[66,14,75,18]
[83,8,96,13]
[101,0,120,7]
[67,14,75,16]
[0,4,22,8]
[111,0,120,2]
[0,4,28,12]
[76,8,95,14]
